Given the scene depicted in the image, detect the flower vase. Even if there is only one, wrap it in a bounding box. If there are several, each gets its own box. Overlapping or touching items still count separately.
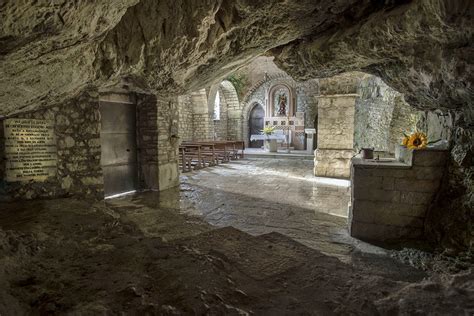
[395,145,413,164]
[265,139,277,152]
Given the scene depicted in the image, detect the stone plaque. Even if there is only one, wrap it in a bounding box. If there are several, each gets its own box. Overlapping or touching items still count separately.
[3,119,57,182]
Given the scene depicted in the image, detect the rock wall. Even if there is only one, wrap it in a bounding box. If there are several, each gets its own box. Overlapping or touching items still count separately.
[419,111,473,251]
[355,76,397,152]
[388,96,421,153]
[354,76,420,153]
[0,88,103,201]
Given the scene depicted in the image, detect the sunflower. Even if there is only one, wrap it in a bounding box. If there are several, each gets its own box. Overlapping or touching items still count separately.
[261,126,275,135]
[401,135,410,146]
[407,132,428,149]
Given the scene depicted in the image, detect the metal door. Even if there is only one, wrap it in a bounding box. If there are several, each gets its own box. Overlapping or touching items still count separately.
[249,104,264,148]
[100,100,138,197]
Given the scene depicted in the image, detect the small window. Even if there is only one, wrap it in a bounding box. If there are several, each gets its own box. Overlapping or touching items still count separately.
[213,90,220,120]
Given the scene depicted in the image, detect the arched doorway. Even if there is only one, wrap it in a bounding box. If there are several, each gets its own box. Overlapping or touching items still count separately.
[248,104,264,148]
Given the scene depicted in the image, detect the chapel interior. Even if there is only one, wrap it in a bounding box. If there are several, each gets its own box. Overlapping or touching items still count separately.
[0,1,472,314]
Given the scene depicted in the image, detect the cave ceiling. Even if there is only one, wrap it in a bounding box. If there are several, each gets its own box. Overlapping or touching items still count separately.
[0,0,472,115]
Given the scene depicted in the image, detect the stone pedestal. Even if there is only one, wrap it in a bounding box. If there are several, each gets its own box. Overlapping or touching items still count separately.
[265,139,277,152]
[349,149,448,243]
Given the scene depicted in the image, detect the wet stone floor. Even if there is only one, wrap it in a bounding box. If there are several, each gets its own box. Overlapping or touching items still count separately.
[0,158,472,315]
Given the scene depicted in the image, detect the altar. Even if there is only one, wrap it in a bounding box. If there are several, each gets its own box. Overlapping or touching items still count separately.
[250,132,287,152]
[263,83,305,150]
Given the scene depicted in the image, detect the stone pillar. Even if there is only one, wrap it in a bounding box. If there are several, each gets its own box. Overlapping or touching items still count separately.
[313,72,365,178]
[156,96,180,191]
[314,94,357,178]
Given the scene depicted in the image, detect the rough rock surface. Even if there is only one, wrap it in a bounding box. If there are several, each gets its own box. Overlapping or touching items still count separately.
[1,0,398,115]
[273,1,473,112]
[0,191,472,315]
[0,0,138,114]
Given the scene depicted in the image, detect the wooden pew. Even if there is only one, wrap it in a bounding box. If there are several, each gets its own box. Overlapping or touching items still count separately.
[232,140,245,159]
[184,141,230,164]
[179,144,204,171]
[179,140,245,172]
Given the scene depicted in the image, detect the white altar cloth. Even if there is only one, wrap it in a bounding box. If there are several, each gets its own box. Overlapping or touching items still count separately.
[250,134,286,142]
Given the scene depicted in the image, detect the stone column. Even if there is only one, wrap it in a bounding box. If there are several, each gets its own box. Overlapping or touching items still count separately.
[314,72,364,178]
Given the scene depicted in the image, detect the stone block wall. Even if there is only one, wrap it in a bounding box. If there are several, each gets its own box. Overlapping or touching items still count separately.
[178,82,244,142]
[222,82,243,140]
[0,88,103,201]
[156,96,180,190]
[177,95,194,142]
[136,93,159,191]
[349,149,448,243]
[296,79,319,128]
[314,94,357,178]
[315,149,355,178]
[192,114,214,141]
[213,91,228,140]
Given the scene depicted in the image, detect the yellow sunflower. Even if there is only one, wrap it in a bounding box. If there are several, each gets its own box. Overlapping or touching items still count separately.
[401,136,409,146]
[407,132,428,150]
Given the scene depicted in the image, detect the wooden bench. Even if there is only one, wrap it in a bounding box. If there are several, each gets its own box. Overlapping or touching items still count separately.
[179,144,204,172]
[179,140,246,172]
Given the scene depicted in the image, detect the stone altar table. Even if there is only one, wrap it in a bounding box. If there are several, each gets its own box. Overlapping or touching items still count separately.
[349,148,448,243]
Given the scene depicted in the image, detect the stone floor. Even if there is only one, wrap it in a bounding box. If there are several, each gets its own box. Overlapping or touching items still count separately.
[0,158,472,314]
[177,158,366,260]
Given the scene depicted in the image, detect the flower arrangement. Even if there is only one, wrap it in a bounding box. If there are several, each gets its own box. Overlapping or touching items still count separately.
[401,131,428,150]
[261,126,275,135]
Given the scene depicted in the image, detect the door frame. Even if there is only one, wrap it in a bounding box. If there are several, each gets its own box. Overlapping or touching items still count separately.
[248,103,265,148]
[99,93,139,198]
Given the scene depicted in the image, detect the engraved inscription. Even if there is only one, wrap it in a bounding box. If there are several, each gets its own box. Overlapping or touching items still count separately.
[4,119,57,182]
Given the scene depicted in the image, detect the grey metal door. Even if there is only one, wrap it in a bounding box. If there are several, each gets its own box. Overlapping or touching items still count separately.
[100,100,138,197]
[249,104,264,148]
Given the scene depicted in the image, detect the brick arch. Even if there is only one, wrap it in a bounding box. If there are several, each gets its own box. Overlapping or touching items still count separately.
[207,80,242,140]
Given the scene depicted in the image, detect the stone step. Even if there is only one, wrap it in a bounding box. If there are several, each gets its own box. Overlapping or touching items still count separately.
[244,152,314,160]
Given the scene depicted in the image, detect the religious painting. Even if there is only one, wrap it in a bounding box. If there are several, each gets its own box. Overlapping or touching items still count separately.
[273,88,290,116]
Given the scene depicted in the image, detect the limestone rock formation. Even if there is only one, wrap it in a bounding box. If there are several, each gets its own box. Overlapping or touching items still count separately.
[0,0,138,114]
[1,0,393,115]
[273,1,473,113]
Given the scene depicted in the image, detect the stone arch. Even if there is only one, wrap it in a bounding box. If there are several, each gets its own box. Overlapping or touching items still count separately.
[242,98,265,148]
[207,80,242,140]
